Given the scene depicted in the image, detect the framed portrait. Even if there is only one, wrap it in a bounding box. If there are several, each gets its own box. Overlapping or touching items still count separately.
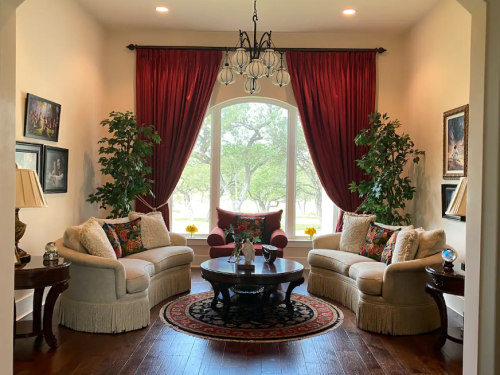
[43,146,68,193]
[15,142,43,178]
[441,184,466,222]
[443,104,469,179]
[24,93,61,142]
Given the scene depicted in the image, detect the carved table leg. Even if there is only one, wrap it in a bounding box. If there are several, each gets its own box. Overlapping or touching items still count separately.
[219,284,231,320]
[209,281,220,309]
[426,285,448,348]
[43,282,68,349]
[285,277,305,313]
[33,287,45,335]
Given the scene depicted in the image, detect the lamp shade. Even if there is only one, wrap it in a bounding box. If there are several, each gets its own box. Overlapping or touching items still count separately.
[446,177,467,216]
[16,167,48,208]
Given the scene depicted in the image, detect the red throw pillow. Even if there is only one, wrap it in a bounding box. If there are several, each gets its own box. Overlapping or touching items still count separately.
[103,218,146,258]
[381,230,401,265]
[235,216,266,243]
[360,223,395,262]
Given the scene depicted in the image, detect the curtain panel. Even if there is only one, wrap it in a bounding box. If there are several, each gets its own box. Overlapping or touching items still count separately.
[135,49,221,228]
[286,51,377,232]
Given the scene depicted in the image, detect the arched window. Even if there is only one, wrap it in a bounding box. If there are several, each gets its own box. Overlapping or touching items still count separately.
[170,97,338,239]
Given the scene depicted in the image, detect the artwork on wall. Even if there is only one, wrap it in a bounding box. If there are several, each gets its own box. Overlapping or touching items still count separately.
[24,93,61,142]
[443,104,469,179]
[441,184,466,222]
[43,146,68,193]
[15,142,43,178]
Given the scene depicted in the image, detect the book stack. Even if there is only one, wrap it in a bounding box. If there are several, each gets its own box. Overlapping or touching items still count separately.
[446,177,467,216]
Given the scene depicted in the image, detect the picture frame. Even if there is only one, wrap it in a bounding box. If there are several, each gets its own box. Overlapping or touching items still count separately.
[43,146,69,194]
[441,184,466,222]
[24,93,62,142]
[15,141,44,178]
[443,104,469,179]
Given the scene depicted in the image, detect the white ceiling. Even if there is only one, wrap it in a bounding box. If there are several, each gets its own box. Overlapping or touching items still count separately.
[77,0,440,33]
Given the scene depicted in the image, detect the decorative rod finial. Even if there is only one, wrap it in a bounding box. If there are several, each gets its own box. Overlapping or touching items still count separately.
[126,44,137,51]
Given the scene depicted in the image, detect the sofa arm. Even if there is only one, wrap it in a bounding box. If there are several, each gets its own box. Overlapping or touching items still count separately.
[208,227,226,246]
[169,232,187,246]
[270,229,288,248]
[382,253,442,305]
[56,239,127,301]
[313,233,341,250]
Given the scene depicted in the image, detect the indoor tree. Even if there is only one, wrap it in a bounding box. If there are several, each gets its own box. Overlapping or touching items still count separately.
[88,111,161,218]
[349,112,424,226]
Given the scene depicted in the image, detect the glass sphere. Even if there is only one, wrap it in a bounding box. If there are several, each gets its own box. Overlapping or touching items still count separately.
[217,66,236,85]
[45,242,58,252]
[272,68,291,87]
[231,48,250,75]
[245,59,266,79]
[244,78,261,94]
[262,49,278,69]
[442,248,458,263]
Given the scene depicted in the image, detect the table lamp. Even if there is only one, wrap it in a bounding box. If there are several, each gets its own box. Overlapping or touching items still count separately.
[15,165,48,263]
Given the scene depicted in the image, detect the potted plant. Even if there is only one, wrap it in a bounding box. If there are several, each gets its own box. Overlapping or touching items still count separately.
[349,112,424,226]
[88,111,161,218]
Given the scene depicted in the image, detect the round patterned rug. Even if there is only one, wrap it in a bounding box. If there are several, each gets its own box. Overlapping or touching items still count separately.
[159,292,344,343]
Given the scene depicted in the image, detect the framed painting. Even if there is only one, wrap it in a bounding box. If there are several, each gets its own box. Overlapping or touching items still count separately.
[15,142,43,178]
[441,184,466,222]
[43,146,69,193]
[443,104,469,179]
[24,93,61,142]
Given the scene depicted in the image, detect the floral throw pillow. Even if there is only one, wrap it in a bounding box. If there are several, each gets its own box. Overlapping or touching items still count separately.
[102,218,146,258]
[360,223,395,262]
[235,216,266,243]
[381,230,401,265]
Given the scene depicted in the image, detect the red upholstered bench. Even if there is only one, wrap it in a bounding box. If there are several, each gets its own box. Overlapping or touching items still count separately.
[207,208,288,259]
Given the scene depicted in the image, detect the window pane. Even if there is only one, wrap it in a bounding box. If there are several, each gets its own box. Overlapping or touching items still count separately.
[295,119,336,237]
[219,103,287,226]
[171,116,211,235]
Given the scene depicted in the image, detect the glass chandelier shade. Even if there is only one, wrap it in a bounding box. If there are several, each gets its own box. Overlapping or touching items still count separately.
[217,65,236,85]
[272,68,291,87]
[231,48,250,75]
[264,66,276,78]
[244,78,261,94]
[245,59,266,79]
[262,49,278,69]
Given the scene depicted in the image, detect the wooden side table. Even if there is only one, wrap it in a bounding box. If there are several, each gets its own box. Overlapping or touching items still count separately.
[14,256,70,349]
[425,263,465,348]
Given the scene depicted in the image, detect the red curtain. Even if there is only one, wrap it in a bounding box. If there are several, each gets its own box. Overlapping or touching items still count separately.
[286,51,377,232]
[135,49,221,228]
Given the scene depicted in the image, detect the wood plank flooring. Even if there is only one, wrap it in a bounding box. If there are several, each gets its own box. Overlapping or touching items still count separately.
[13,269,463,375]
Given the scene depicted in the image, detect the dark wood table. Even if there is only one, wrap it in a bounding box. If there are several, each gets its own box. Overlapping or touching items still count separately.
[14,256,70,349]
[425,263,465,348]
[201,256,304,319]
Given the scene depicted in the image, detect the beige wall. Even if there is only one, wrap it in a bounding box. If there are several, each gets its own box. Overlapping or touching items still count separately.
[405,0,471,265]
[104,29,407,120]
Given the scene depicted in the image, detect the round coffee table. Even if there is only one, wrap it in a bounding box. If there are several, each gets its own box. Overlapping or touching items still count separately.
[200,256,304,319]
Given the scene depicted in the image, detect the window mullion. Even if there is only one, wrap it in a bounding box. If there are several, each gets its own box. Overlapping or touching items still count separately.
[210,109,221,231]
[286,108,297,239]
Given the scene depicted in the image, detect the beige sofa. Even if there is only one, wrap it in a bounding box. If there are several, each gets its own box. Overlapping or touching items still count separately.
[56,228,193,334]
[307,233,443,335]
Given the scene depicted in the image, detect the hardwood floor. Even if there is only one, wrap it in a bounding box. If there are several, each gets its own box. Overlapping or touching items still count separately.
[14,269,464,375]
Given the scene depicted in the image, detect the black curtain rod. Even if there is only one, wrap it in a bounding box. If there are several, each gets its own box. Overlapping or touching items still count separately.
[126,44,386,54]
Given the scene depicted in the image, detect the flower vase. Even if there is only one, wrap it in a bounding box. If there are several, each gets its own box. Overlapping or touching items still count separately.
[190,233,194,239]
[309,235,313,241]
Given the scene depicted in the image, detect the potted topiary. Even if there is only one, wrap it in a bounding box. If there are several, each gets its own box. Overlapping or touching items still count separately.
[349,112,424,226]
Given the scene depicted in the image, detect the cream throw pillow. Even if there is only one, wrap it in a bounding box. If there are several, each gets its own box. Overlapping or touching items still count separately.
[339,213,376,253]
[95,217,130,226]
[392,229,419,263]
[80,217,117,259]
[415,229,446,259]
[128,212,171,249]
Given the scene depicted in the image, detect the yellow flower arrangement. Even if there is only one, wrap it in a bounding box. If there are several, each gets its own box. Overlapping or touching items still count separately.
[304,227,317,240]
[186,224,198,239]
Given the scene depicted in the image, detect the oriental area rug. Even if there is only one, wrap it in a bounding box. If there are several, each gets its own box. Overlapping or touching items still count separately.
[160,292,343,343]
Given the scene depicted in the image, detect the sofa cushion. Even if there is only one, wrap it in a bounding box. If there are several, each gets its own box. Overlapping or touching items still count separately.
[209,244,284,259]
[307,249,375,276]
[339,212,376,254]
[381,230,401,265]
[360,223,395,262]
[118,258,155,294]
[415,229,446,259]
[392,229,420,263]
[103,219,147,258]
[63,224,88,254]
[127,246,194,274]
[129,212,171,249]
[80,218,117,260]
[348,262,386,296]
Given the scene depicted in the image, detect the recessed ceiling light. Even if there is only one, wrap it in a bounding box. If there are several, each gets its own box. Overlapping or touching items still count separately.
[343,9,356,15]
[156,6,168,12]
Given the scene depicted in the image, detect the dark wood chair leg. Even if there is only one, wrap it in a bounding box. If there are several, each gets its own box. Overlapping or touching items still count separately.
[285,277,304,313]
[426,285,448,348]
[43,282,68,349]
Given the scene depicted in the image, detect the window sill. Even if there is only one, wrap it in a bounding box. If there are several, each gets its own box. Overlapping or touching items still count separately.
[185,237,313,248]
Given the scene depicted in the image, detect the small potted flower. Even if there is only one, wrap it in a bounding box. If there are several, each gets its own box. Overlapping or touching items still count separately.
[304,227,317,241]
[186,224,198,239]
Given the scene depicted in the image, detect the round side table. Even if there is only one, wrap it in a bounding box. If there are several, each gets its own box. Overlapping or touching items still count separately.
[14,256,71,349]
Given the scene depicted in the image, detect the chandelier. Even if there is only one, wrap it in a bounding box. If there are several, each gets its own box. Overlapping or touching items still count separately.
[217,0,291,94]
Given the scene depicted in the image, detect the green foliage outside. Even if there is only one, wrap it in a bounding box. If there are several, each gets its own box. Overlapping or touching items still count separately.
[88,111,161,218]
[349,112,424,226]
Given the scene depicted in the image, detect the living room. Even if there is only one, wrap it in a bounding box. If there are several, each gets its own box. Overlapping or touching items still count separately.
[1,0,498,374]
